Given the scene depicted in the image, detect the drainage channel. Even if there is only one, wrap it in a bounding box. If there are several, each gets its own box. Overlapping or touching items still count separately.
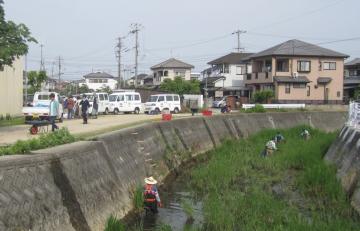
[129,173,204,231]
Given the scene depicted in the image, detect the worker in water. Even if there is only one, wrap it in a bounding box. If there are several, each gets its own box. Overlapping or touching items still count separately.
[274,132,285,143]
[144,176,162,213]
[265,138,277,156]
[301,129,311,140]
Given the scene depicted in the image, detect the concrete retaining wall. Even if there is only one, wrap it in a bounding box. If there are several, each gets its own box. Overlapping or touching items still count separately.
[324,126,360,214]
[0,112,346,231]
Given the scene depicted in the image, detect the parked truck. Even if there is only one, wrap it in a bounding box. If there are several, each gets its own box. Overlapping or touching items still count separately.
[22,92,63,121]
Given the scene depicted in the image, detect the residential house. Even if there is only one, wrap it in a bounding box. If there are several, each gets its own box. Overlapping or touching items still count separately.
[126,74,153,87]
[190,72,201,81]
[202,52,253,98]
[151,58,194,85]
[81,72,117,91]
[344,58,360,101]
[245,39,348,104]
[0,58,24,116]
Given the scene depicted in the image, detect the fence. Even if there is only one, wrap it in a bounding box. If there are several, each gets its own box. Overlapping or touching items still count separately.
[347,101,360,128]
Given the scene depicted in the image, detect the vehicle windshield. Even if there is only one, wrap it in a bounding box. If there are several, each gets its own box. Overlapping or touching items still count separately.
[148,96,158,102]
[109,95,117,102]
[37,94,50,100]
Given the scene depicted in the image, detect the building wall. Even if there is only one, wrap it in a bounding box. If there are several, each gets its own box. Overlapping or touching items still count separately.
[153,68,192,85]
[83,78,117,91]
[275,57,344,102]
[0,58,24,116]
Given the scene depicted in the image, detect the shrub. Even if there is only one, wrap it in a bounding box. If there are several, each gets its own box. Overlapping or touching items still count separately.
[253,90,274,103]
[246,104,266,113]
[0,128,76,155]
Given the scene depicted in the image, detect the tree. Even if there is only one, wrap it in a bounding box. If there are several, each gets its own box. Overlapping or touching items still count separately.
[27,70,47,94]
[97,86,113,94]
[0,1,37,68]
[78,84,92,94]
[160,77,200,95]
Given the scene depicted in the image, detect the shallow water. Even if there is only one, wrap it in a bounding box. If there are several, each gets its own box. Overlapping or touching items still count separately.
[131,175,203,231]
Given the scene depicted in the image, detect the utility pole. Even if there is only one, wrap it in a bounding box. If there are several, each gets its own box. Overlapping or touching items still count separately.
[40,44,45,71]
[130,23,142,88]
[57,56,62,91]
[24,54,28,106]
[232,30,246,53]
[116,37,123,89]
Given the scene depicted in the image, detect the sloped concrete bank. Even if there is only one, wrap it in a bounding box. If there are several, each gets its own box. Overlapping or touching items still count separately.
[0,112,346,231]
[324,126,360,214]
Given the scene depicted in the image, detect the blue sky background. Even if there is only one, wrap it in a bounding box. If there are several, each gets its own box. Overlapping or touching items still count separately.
[4,0,360,80]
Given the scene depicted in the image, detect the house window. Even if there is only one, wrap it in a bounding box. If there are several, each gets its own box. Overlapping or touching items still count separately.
[285,84,291,94]
[297,61,311,72]
[337,91,341,97]
[307,86,311,96]
[221,64,230,74]
[164,71,168,76]
[323,62,336,70]
[276,59,289,72]
[293,83,306,88]
[236,66,245,75]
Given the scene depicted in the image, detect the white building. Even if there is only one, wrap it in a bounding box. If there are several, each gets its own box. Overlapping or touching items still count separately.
[151,58,194,85]
[81,72,117,91]
[203,52,253,97]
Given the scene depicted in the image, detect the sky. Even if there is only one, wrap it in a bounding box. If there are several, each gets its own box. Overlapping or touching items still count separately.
[3,0,360,81]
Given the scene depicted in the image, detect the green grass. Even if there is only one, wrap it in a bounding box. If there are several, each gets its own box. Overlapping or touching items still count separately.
[104,215,126,231]
[0,116,24,127]
[188,126,360,231]
[133,186,144,212]
[0,128,76,155]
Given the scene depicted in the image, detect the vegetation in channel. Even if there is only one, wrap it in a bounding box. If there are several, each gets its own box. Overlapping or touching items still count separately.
[188,126,360,231]
[104,215,126,231]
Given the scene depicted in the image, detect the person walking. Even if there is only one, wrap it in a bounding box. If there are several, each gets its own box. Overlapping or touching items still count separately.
[49,93,59,132]
[67,95,75,119]
[143,176,162,213]
[91,93,98,119]
[80,94,90,124]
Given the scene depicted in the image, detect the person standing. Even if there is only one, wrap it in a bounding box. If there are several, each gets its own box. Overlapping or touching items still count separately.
[80,94,90,124]
[49,93,59,132]
[143,176,162,213]
[67,95,75,119]
[92,93,98,119]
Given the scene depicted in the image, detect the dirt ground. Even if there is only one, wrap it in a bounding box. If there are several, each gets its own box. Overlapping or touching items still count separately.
[0,113,194,146]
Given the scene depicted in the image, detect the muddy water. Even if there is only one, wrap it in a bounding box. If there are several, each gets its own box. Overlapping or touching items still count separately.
[130,174,204,231]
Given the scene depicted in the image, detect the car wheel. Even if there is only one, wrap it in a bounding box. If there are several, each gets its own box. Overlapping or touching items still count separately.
[114,108,119,115]
[134,107,140,114]
[155,108,160,114]
[174,107,180,114]
[104,108,109,115]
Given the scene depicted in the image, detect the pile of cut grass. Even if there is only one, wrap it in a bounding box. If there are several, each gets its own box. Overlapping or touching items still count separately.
[189,126,360,231]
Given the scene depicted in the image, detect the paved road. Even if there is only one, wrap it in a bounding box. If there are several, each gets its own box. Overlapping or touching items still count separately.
[0,113,194,146]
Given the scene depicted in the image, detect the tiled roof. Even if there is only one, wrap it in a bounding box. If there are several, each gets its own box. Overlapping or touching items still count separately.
[83,72,114,79]
[208,52,253,65]
[151,58,194,69]
[317,77,332,84]
[274,76,310,83]
[249,39,348,59]
[345,58,360,66]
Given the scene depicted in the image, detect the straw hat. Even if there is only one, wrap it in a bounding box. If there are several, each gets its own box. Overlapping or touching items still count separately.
[144,176,158,185]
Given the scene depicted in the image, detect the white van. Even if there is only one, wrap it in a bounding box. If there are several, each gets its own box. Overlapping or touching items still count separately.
[108,92,142,114]
[144,94,181,114]
[85,92,110,114]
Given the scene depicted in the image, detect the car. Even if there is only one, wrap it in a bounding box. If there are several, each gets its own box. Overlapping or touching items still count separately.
[22,92,63,121]
[108,92,142,114]
[84,92,110,114]
[212,96,227,108]
[144,94,181,114]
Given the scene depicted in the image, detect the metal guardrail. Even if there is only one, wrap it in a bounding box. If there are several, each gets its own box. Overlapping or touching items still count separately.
[242,104,306,110]
[347,101,360,128]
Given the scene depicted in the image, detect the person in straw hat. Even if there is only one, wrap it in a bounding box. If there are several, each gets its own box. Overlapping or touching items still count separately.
[144,176,162,213]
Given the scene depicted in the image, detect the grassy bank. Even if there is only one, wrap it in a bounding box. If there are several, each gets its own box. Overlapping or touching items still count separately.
[189,126,360,230]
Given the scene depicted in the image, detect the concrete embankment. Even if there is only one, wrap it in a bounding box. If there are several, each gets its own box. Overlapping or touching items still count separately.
[324,125,360,214]
[0,112,346,231]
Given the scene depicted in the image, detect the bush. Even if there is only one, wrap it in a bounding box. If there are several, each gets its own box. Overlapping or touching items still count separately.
[0,128,76,155]
[246,104,266,113]
[253,90,274,103]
